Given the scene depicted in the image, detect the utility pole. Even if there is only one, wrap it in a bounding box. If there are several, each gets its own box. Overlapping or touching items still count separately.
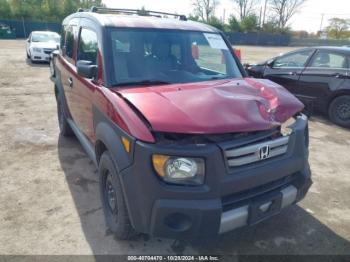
[223,8,226,23]
[319,13,324,32]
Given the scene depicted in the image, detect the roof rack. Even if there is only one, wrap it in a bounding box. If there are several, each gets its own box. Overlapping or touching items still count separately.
[88,6,187,21]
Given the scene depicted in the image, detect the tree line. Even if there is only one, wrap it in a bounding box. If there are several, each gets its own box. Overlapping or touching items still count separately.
[191,0,350,39]
[0,0,103,22]
[0,0,349,39]
[190,0,307,34]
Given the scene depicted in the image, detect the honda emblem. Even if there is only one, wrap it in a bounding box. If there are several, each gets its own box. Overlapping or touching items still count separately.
[259,145,270,160]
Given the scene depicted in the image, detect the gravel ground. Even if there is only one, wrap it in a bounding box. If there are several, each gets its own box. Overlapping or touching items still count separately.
[0,40,349,256]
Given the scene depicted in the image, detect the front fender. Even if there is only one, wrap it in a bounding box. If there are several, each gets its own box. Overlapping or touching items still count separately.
[93,106,135,173]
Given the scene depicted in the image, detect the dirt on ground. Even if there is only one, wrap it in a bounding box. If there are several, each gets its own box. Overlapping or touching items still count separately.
[0,40,349,256]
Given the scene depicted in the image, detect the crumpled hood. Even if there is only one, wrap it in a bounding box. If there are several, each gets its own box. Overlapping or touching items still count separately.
[114,78,304,134]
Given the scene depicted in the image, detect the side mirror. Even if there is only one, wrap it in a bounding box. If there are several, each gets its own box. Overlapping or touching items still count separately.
[27,38,30,43]
[243,63,251,69]
[266,59,274,68]
[77,60,97,79]
[51,50,59,58]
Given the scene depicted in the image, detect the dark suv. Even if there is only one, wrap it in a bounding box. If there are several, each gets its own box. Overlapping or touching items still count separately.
[51,7,312,240]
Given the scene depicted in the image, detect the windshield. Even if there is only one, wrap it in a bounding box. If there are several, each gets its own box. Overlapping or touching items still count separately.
[31,32,60,43]
[108,29,242,86]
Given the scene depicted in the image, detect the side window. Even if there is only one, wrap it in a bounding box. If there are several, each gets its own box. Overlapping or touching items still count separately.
[77,28,98,64]
[65,26,75,59]
[309,51,349,69]
[273,50,313,68]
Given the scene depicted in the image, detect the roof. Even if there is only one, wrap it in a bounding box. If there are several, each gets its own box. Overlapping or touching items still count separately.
[65,12,219,33]
[315,46,350,52]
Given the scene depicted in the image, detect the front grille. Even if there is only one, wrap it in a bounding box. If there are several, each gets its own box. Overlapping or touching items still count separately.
[225,135,289,167]
[222,174,296,212]
[44,48,54,54]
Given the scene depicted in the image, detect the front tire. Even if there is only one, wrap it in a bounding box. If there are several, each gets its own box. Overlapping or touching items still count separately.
[57,97,74,136]
[50,58,55,77]
[329,95,350,128]
[99,151,136,240]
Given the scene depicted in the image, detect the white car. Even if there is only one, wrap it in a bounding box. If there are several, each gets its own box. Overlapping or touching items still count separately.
[26,31,60,62]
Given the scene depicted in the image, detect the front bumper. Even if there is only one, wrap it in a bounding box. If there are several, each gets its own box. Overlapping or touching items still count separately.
[30,50,51,62]
[118,115,312,239]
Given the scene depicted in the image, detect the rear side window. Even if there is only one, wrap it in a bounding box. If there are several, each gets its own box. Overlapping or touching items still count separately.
[77,28,98,64]
[309,51,349,69]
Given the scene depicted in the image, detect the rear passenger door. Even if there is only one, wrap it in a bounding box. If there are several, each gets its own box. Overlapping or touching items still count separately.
[298,50,350,109]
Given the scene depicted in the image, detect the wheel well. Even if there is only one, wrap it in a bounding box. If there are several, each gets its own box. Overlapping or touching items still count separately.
[328,90,350,108]
[95,140,107,165]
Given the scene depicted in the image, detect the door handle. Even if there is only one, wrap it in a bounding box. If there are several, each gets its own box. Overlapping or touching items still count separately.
[68,77,73,88]
[332,73,345,78]
[288,71,298,76]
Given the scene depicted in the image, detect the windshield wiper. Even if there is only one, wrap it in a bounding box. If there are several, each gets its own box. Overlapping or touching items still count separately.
[115,80,171,87]
[209,76,229,80]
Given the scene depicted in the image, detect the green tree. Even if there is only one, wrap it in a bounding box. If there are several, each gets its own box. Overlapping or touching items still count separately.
[227,15,241,32]
[188,14,200,21]
[326,18,350,39]
[0,0,12,19]
[240,14,258,32]
[207,16,225,31]
[61,0,78,18]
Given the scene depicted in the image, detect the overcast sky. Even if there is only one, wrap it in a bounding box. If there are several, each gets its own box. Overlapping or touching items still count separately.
[102,0,350,32]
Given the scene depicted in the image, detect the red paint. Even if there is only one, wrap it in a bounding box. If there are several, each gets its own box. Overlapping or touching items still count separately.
[113,78,304,134]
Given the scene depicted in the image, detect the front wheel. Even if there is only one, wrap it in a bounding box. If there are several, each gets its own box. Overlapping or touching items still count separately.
[99,151,136,240]
[57,97,74,136]
[329,95,350,128]
[49,58,55,77]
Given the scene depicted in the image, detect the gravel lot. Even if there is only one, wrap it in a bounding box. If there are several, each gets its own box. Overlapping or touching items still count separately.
[0,40,349,256]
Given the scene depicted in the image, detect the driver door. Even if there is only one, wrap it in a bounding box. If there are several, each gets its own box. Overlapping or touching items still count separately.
[263,49,315,94]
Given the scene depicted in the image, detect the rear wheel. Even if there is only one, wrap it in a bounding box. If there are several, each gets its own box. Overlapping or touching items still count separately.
[57,97,74,136]
[329,95,350,128]
[99,151,136,240]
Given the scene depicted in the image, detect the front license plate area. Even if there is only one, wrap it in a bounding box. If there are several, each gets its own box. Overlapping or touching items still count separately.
[249,193,282,225]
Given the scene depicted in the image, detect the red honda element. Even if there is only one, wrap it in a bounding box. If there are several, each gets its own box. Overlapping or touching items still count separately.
[51,7,312,240]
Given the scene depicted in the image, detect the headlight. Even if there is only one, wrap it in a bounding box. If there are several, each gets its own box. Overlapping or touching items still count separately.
[280,117,296,136]
[32,47,42,53]
[152,155,205,185]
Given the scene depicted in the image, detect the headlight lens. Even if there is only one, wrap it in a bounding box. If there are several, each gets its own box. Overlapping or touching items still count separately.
[280,117,296,136]
[152,155,205,185]
[33,47,42,53]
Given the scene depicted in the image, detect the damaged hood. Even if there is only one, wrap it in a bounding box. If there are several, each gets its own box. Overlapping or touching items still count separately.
[114,78,304,134]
